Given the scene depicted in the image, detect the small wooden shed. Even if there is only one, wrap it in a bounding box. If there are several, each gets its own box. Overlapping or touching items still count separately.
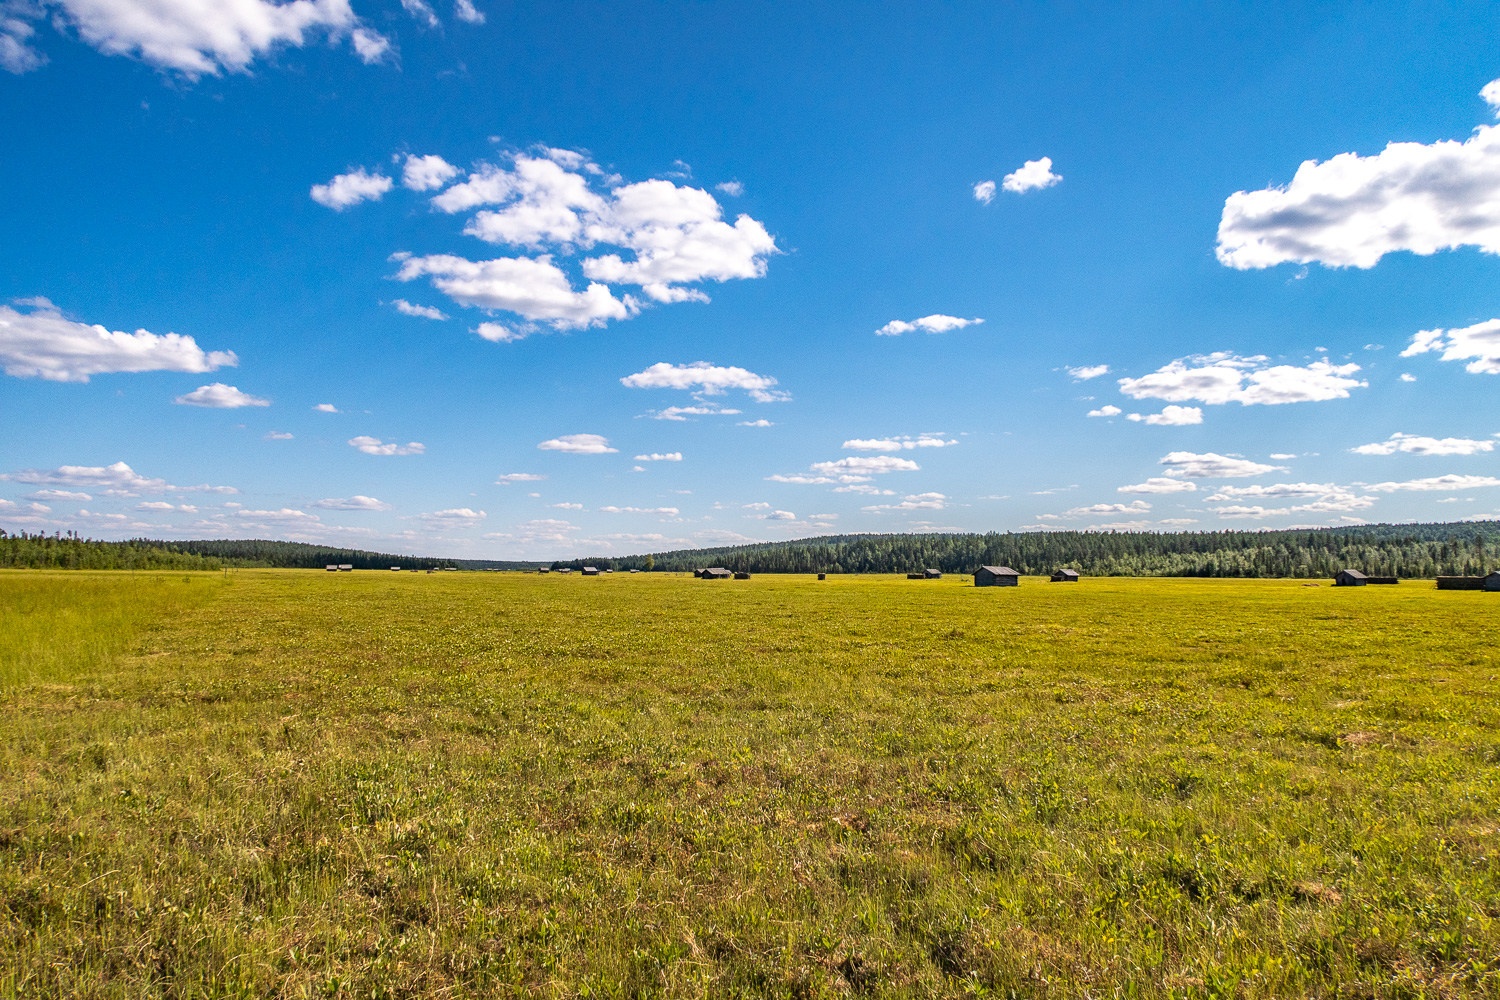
[581,566,599,576]
[325,564,338,572]
[924,568,942,579]
[1367,576,1399,585]
[1488,571,1500,592]
[975,566,1020,587]
[817,573,826,580]
[734,571,751,580]
[1334,569,1368,587]
[1051,569,1080,582]
[702,567,732,579]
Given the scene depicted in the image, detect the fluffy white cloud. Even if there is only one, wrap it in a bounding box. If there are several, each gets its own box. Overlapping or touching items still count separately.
[400,0,438,28]
[738,418,773,427]
[1087,405,1122,418]
[1206,483,1339,500]
[1217,85,1500,270]
[599,505,679,515]
[314,403,339,413]
[972,180,996,204]
[1055,501,1153,517]
[537,433,617,454]
[234,507,321,523]
[809,455,921,475]
[264,431,293,440]
[421,507,486,527]
[765,474,837,485]
[173,382,269,408]
[3,0,386,78]
[746,508,796,520]
[1363,474,1500,492]
[864,492,948,512]
[620,361,783,399]
[715,181,743,197]
[392,299,448,320]
[1401,319,1500,374]
[401,154,458,191]
[875,315,983,337]
[395,253,635,329]
[348,436,424,456]
[1,460,235,494]
[453,0,483,24]
[648,405,741,421]
[842,434,956,451]
[1118,353,1365,406]
[311,168,393,210]
[1159,451,1285,479]
[494,472,545,483]
[26,489,90,501]
[310,495,391,510]
[1002,157,1062,193]
[0,299,236,382]
[1068,364,1110,380]
[633,452,682,462]
[1126,405,1203,426]
[1117,478,1197,494]
[1352,432,1495,456]
[413,151,778,319]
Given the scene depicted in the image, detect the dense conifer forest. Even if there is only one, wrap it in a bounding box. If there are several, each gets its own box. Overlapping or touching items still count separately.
[4,523,1497,578]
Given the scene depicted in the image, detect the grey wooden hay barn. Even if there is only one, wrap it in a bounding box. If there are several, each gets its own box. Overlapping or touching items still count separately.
[702,567,732,579]
[817,573,826,580]
[734,571,751,580]
[925,568,942,579]
[1438,572,1500,591]
[1051,569,1080,582]
[1334,569,1368,587]
[581,566,599,576]
[1367,576,1399,585]
[975,566,1020,587]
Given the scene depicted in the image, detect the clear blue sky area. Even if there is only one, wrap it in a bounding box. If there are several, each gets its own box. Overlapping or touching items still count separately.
[4,2,1500,557]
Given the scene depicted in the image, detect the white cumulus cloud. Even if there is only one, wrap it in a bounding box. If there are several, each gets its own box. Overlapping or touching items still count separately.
[310,496,391,510]
[1002,157,1062,193]
[537,433,617,454]
[0,299,236,382]
[4,0,387,78]
[348,436,424,456]
[453,0,483,24]
[620,361,783,399]
[314,403,339,413]
[1117,478,1197,494]
[1401,319,1500,375]
[1,461,235,494]
[810,455,921,475]
[1068,364,1110,380]
[875,314,983,337]
[972,180,996,204]
[392,299,448,320]
[842,434,956,451]
[1217,83,1500,270]
[864,492,948,512]
[1362,474,1500,492]
[401,154,459,191]
[1159,451,1285,479]
[173,383,269,408]
[421,507,486,527]
[311,168,393,210]
[494,473,545,483]
[647,405,742,421]
[26,489,90,501]
[599,505,679,515]
[1352,432,1495,456]
[1125,405,1203,426]
[1118,353,1365,406]
[1087,405,1122,418]
[395,253,635,329]
[633,452,682,462]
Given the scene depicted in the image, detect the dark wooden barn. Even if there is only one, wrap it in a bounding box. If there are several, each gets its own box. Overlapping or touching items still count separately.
[1334,569,1368,587]
[702,567,732,579]
[1050,569,1080,582]
[581,566,599,576]
[974,566,1020,587]
[734,571,751,580]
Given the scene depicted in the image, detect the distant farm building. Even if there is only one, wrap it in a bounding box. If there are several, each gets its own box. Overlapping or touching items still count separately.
[734,571,751,580]
[538,567,550,573]
[390,566,401,571]
[702,567,733,579]
[817,573,826,580]
[925,569,942,579]
[906,572,924,579]
[1051,569,1080,582]
[1334,570,1368,587]
[338,564,353,572]
[629,569,640,574]
[325,564,337,572]
[1367,576,1399,585]
[975,566,1020,587]
[1437,572,1500,591]
[581,566,599,576]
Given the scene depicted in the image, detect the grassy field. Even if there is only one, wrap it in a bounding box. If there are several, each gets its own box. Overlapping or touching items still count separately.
[1,569,1498,999]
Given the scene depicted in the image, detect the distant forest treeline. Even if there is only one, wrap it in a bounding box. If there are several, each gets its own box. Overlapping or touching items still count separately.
[0,533,537,571]
[581,522,1500,579]
[3,523,1498,578]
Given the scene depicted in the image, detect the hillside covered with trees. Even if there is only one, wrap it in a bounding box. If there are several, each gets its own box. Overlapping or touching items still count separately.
[607,522,1500,579]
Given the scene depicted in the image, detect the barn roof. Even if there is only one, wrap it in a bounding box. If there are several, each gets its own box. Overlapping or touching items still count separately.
[1339,569,1368,579]
[978,565,1019,575]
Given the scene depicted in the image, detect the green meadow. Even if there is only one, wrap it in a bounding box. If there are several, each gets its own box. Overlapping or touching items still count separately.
[1,569,1498,999]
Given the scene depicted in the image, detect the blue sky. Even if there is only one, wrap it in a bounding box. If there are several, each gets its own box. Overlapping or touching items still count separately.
[4,1,1500,558]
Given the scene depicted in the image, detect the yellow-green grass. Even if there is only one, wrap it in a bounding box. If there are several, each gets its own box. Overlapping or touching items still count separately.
[1,569,1498,999]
